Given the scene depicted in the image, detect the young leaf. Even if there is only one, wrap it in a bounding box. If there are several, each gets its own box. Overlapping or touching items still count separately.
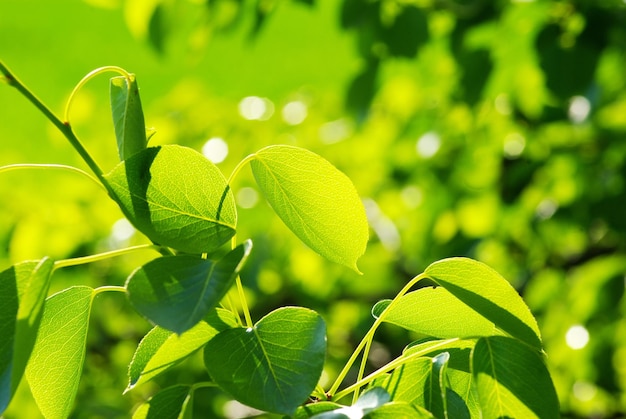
[25,286,94,419]
[126,308,239,391]
[425,258,542,349]
[105,145,237,254]
[472,336,559,419]
[127,241,251,334]
[110,74,147,160]
[372,287,497,338]
[131,385,192,419]
[250,145,368,273]
[0,258,54,413]
[204,306,326,415]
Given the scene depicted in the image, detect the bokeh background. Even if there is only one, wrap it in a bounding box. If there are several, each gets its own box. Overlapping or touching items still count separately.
[2,0,626,417]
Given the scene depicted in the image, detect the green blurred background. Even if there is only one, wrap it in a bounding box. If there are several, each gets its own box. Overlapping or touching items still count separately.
[2,0,626,417]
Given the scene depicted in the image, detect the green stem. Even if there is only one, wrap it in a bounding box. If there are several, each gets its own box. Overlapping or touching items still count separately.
[191,381,218,391]
[64,65,131,121]
[0,163,106,192]
[227,154,256,186]
[54,244,162,270]
[231,236,253,328]
[332,337,461,402]
[327,273,428,398]
[94,285,127,296]
[0,60,112,194]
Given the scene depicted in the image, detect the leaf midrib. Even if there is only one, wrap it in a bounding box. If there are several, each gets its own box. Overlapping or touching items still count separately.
[108,177,236,230]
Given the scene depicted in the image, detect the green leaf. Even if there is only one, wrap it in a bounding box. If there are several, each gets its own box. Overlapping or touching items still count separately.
[204,306,326,415]
[372,287,497,338]
[363,402,434,418]
[381,341,474,418]
[105,145,237,254]
[131,385,192,419]
[126,308,239,391]
[250,145,368,273]
[311,387,390,419]
[425,258,542,349]
[25,286,94,419]
[293,401,344,419]
[401,339,477,418]
[110,74,147,160]
[472,336,559,419]
[0,258,54,413]
[383,356,431,406]
[429,352,450,419]
[127,241,251,334]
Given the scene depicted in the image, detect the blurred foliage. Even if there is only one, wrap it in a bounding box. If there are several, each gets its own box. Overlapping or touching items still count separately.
[2,0,626,417]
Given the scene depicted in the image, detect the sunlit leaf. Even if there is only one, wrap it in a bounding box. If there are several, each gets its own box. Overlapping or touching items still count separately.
[472,336,559,419]
[250,145,368,273]
[363,401,434,418]
[372,287,497,338]
[126,308,239,391]
[425,258,542,349]
[110,74,147,160]
[105,145,237,254]
[382,341,474,418]
[26,286,94,419]
[0,258,54,413]
[204,306,326,415]
[131,385,192,419]
[127,241,251,334]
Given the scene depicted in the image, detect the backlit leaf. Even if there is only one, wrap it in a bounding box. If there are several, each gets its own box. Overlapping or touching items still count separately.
[425,258,542,349]
[363,402,434,418]
[250,145,368,273]
[26,286,94,419]
[127,241,251,334]
[126,308,238,391]
[110,74,147,160]
[0,258,54,413]
[204,306,326,415]
[372,287,497,339]
[472,336,559,419]
[105,145,237,254]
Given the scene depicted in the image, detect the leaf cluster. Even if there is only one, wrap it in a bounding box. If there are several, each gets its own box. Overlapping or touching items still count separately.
[0,63,558,418]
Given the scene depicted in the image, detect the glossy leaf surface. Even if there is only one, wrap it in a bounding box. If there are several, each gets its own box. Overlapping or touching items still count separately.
[425,258,542,349]
[250,145,368,272]
[372,287,496,338]
[25,286,94,419]
[127,241,251,334]
[131,385,192,419]
[472,336,559,419]
[0,258,54,413]
[105,145,236,254]
[204,306,326,415]
[110,74,147,160]
[126,308,238,391]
